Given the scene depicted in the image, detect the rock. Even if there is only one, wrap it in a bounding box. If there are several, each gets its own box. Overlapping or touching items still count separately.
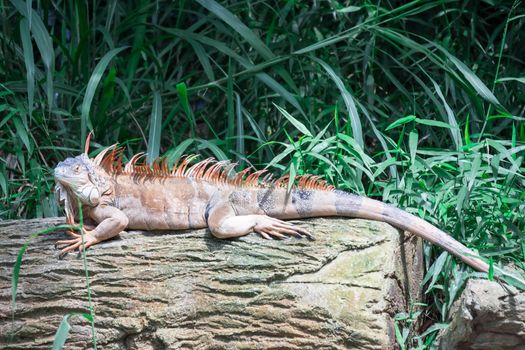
[438,279,525,350]
[0,217,423,349]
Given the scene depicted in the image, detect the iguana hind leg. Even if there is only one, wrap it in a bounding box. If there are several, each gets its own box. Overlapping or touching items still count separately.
[206,202,311,239]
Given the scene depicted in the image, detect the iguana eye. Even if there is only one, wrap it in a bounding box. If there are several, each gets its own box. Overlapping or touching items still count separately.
[72,164,81,173]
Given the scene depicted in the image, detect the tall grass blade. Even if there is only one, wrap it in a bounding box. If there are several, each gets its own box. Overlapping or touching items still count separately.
[176,82,196,138]
[430,78,462,150]
[13,116,31,153]
[162,27,305,116]
[436,45,503,109]
[312,57,363,148]
[196,0,274,59]
[146,90,163,164]
[11,0,54,108]
[81,46,128,150]
[52,313,93,350]
[273,103,311,137]
[19,18,34,118]
[235,93,244,163]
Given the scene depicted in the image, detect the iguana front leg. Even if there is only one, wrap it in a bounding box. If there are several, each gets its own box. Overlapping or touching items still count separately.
[206,202,311,239]
[56,205,129,256]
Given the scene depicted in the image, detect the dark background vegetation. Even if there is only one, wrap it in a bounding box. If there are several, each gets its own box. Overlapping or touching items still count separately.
[1,0,524,347]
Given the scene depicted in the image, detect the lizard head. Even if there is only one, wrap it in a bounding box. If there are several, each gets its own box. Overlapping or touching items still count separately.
[54,153,109,207]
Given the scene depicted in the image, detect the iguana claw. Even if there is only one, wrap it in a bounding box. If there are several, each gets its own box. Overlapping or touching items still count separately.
[55,228,100,258]
[254,217,314,240]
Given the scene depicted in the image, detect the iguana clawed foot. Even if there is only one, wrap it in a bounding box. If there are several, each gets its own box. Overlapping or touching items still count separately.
[55,228,101,258]
[253,216,313,240]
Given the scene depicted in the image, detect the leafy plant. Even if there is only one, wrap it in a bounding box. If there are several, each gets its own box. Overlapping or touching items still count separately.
[2,0,525,348]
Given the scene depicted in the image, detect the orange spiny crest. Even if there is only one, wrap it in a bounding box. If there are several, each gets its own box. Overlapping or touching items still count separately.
[89,142,334,191]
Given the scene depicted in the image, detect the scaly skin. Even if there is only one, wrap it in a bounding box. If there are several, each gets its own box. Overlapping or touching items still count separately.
[53,140,523,285]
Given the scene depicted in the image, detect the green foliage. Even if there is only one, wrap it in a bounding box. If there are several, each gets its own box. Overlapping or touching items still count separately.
[2,0,525,348]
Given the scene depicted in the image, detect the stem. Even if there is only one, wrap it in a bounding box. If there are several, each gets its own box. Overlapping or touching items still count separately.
[77,201,97,349]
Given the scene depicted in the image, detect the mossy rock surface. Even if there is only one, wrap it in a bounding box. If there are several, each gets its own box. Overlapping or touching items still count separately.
[0,217,422,349]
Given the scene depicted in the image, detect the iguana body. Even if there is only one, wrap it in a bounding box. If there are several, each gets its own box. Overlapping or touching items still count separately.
[54,138,490,273]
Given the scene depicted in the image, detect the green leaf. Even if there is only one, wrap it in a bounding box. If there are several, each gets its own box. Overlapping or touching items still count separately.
[95,66,117,125]
[394,320,407,350]
[441,50,503,108]
[488,257,494,281]
[464,114,471,145]
[226,60,235,153]
[336,6,361,13]
[409,130,418,174]
[187,39,215,81]
[196,139,228,160]
[265,144,294,170]
[195,0,299,94]
[176,82,196,138]
[414,118,452,129]
[13,116,32,153]
[273,103,312,137]
[0,166,7,196]
[496,77,525,84]
[312,57,363,148]
[430,78,461,149]
[161,27,305,116]
[11,0,55,107]
[423,251,449,292]
[146,90,163,164]
[52,314,72,350]
[288,158,297,193]
[165,139,195,164]
[19,18,34,118]
[81,46,128,150]
[51,313,93,350]
[385,115,416,131]
[196,0,274,59]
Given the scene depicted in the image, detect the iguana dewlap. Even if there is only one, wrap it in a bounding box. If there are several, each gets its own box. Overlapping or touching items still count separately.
[54,138,490,273]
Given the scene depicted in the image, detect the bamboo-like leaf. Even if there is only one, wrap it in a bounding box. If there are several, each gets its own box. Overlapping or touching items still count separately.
[0,166,8,196]
[430,78,462,150]
[19,18,34,118]
[80,46,127,150]
[52,313,93,350]
[13,116,32,153]
[187,39,215,81]
[195,0,300,93]
[235,93,244,163]
[147,90,163,164]
[166,139,195,164]
[337,6,361,13]
[414,118,452,129]
[161,27,305,116]
[273,103,312,137]
[424,251,449,292]
[312,57,363,148]
[438,47,503,108]
[52,314,72,350]
[409,130,418,174]
[386,115,416,131]
[197,139,228,160]
[176,82,196,138]
[196,0,274,59]
[496,77,525,84]
[11,0,55,107]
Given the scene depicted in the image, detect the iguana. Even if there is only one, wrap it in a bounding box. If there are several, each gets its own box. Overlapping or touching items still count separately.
[54,136,493,275]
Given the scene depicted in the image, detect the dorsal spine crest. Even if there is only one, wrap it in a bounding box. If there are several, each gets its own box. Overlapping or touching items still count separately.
[90,143,335,191]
